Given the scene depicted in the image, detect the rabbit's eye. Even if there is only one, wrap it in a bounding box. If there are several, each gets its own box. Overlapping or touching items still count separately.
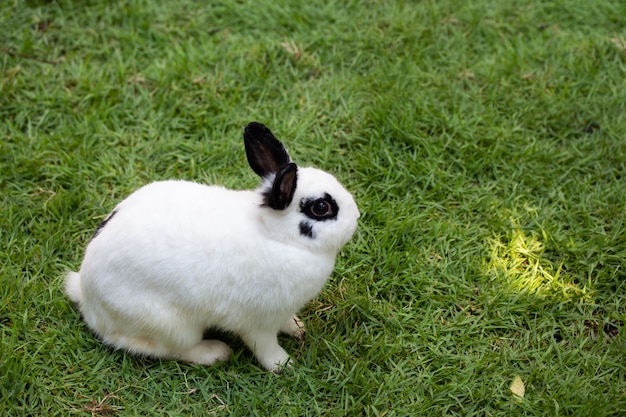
[301,193,339,221]
[313,199,331,216]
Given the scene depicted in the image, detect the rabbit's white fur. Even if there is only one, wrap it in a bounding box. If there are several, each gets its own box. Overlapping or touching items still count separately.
[65,124,359,370]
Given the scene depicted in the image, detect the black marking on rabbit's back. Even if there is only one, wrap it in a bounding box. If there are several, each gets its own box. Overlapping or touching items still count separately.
[299,221,315,238]
[93,209,118,239]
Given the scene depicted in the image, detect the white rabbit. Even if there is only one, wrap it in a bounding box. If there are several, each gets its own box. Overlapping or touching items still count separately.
[65,122,359,370]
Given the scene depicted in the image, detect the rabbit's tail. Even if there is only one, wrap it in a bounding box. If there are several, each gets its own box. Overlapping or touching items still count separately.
[65,271,83,304]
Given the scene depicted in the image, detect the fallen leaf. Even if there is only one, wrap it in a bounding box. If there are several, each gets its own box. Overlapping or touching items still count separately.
[127,73,146,85]
[610,36,626,53]
[510,375,525,401]
[35,19,53,32]
[281,40,303,60]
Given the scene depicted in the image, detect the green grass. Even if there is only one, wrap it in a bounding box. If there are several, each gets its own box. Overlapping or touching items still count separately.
[1,0,625,415]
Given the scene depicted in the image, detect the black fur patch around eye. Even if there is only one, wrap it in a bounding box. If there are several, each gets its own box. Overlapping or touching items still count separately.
[300,193,339,221]
[299,221,315,238]
[93,209,118,238]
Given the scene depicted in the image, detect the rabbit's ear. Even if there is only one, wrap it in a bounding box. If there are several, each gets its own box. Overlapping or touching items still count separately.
[264,163,298,210]
[244,122,292,177]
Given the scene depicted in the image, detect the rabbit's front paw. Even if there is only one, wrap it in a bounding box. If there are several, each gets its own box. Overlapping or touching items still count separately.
[280,315,306,341]
[242,331,291,371]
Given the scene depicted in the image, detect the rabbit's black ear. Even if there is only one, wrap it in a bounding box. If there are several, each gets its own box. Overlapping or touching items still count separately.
[263,163,298,210]
[244,122,292,177]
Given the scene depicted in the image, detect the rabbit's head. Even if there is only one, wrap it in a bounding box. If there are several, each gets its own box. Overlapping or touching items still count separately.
[244,122,359,254]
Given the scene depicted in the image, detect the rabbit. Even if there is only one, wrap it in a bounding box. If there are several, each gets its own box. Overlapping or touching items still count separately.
[65,122,360,371]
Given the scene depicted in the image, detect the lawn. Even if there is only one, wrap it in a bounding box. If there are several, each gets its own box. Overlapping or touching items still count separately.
[1,0,625,415]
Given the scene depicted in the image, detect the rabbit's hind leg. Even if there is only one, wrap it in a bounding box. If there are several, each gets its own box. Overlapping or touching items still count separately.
[104,332,231,366]
[104,331,170,358]
[175,339,232,366]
